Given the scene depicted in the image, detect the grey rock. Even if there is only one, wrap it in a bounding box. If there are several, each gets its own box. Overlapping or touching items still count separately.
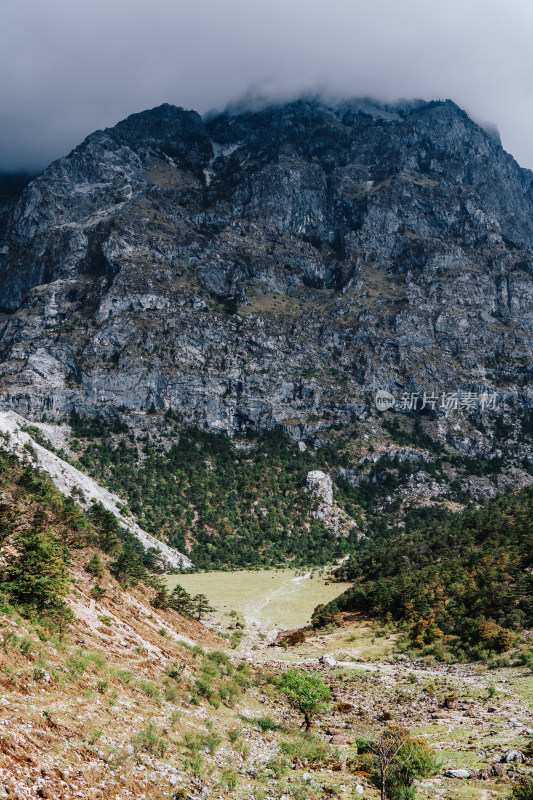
[0,96,532,452]
[501,750,525,763]
[443,769,471,778]
[306,470,333,505]
[33,667,51,683]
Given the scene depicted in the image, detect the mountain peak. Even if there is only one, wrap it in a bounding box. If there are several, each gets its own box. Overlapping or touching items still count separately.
[108,103,209,162]
[0,96,532,438]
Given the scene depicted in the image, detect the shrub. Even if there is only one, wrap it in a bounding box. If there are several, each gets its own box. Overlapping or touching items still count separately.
[207,650,230,666]
[132,722,167,757]
[182,754,203,778]
[265,756,289,777]
[165,661,185,682]
[90,585,106,600]
[203,731,221,754]
[220,768,239,791]
[227,726,243,743]
[181,732,203,755]
[369,726,439,800]
[280,733,333,762]
[256,716,277,732]
[476,620,515,653]
[276,669,331,730]
[512,776,533,800]
[68,653,90,678]
[18,637,33,656]
[355,736,373,754]
[138,680,160,701]
[164,684,180,702]
[518,646,533,671]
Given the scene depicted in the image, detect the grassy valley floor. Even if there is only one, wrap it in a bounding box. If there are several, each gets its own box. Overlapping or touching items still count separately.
[166,568,351,633]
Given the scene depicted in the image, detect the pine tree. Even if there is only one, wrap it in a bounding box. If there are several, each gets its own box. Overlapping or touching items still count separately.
[4,512,70,611]
[0,502,19,544]
[88,502,122,554]
[85,553,104,578]
[46,598,74,640]
[192,593,215,622]
[109,543,146,586]
[169,584,194,616]
[151,581,170,610]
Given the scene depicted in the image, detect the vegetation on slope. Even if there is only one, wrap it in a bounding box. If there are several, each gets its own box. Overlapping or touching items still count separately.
[315,485,533,659]
[0,445,169,626]
[69,412,360,569]
[65,407,533,570]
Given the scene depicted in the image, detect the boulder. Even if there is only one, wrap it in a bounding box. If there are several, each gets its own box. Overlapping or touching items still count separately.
[272,629,306,647]
[501,750,525,763]
[330,734,350,746]
[443,695,458,709]
[443,769,471,779]
[318,654,337,667]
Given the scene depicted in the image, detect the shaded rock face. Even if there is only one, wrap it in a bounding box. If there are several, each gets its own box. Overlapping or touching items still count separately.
[0,98,532,430]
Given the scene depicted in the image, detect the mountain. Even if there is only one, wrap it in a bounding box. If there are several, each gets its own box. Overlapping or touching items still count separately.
[0,97,532,433]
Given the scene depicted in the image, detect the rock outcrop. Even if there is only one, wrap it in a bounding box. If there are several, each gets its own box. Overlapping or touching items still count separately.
[306,470,334,505]
[0,98,532,432]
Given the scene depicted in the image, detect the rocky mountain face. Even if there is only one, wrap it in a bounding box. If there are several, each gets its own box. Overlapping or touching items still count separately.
[0,98,532,434]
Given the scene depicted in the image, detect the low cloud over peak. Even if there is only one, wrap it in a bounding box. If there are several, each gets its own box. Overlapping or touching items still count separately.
[1,0,532,171]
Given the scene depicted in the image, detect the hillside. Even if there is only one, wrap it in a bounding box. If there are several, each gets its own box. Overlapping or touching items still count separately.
[5,405,530,569]
[315,484,533,660]
[2,447,533,800]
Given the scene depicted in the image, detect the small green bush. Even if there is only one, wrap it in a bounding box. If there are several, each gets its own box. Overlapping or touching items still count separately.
[354,736,373,754]
[18,637,33,655]
[227,726,243,743]
[133,722,167,757]
[138,680,160,701]
[256,716,277,732]
[68,653,90,678]
[220,768,239,791]
[280,733,333,762]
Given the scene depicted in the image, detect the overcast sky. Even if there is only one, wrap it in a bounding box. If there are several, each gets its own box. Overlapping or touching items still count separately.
[2,0,533,172]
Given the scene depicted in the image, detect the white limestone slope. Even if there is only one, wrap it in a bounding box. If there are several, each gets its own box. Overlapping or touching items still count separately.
[0,410,192,569]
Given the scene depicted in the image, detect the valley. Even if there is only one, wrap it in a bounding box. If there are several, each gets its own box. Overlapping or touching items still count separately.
[0,94,533,800]
[166,568,351,633]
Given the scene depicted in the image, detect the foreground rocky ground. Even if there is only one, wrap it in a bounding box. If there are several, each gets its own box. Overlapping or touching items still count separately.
[1,560,532,800]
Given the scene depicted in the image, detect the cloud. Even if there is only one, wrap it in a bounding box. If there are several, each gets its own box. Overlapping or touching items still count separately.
[1,0,533,170]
